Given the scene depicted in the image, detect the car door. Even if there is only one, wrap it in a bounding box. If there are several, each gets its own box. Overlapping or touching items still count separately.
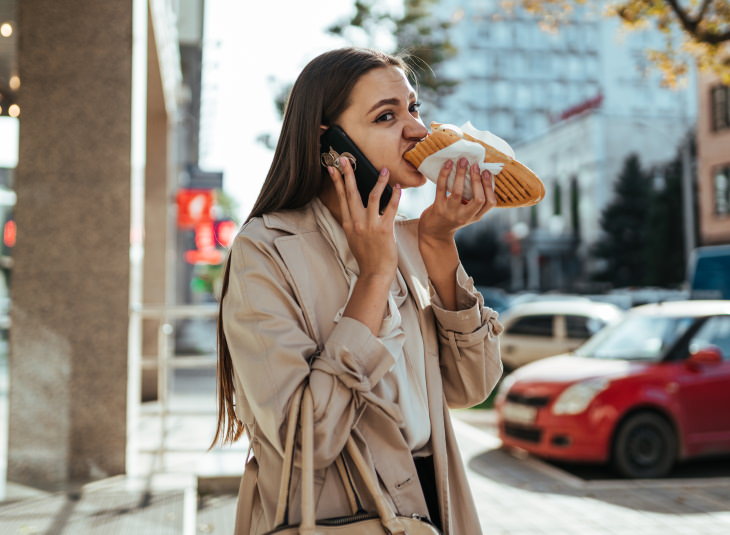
[501,314,560,369]
[675,315,730,454]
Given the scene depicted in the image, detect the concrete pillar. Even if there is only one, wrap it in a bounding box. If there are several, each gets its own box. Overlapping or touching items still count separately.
[8,0,134,489]
[142,19,170,401]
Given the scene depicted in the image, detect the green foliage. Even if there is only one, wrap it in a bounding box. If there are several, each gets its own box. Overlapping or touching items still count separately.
[326,0,459,108]
[592,150,688,287]
[511,0,730,86]
[643,146,689,285]
[592,154,652,286]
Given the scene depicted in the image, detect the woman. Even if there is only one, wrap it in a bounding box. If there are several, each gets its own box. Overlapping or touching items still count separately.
[212,48,504,535]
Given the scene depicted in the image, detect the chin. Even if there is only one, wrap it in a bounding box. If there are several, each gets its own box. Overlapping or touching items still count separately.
[394,166,427,189]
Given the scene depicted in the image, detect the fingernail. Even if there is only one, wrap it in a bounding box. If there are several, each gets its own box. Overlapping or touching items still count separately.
[327,166,334,176]
[459,157,468,168]
[340,156,348,167]
[380,167,389,176]
[445,159,453,170]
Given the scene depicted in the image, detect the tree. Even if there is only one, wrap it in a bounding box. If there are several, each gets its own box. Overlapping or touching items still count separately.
[592,154,652,286]
[509,0,730,86]
[260,0,458,148]
[643,144,690,286]
[327,0,459,108]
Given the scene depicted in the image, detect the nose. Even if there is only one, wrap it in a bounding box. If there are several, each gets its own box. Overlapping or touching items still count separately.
[404,115,428,141]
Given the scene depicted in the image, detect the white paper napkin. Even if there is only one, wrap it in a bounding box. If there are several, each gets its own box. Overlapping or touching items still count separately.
[417,122,513,201]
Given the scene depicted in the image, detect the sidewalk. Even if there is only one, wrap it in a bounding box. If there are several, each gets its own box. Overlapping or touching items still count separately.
[2,367,730,534]
[0,367,243,534]
[450,410,730,535]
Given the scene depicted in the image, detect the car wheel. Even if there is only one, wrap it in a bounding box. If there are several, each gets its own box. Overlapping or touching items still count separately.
[612,412,677,478]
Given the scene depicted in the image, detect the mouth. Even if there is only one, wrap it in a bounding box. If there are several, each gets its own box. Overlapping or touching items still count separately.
[403,141,420,158]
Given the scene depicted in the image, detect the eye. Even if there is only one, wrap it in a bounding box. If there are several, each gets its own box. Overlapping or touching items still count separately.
[375,112,395,123]
[409,101,422,114]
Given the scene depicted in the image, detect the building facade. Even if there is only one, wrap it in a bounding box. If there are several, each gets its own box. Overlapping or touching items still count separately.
[697,74,730,246]
[429,0,696,290]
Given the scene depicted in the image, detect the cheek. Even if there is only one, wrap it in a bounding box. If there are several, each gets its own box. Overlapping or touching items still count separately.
[362,136,399,169]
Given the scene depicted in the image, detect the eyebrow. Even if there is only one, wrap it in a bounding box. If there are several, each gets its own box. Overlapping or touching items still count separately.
[367,94,416,115]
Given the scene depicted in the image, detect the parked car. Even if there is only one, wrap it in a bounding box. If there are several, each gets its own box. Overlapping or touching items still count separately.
[498,300,624,371]
[690,244,730,300]
[495,300,730,478]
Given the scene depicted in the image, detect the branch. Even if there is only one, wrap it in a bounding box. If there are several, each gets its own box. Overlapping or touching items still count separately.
[695,0,712,23]
[664,0,698,34]
[664,0,730,45]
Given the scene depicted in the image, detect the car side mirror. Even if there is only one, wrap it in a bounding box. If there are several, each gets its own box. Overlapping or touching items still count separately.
[686,346,724,371]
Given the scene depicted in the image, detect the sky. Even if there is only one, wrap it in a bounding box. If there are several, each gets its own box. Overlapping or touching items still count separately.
[198,1,354,221]
[197,0,423,222]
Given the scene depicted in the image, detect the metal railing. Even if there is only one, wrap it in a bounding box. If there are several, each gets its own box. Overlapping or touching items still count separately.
[134,303,218,418]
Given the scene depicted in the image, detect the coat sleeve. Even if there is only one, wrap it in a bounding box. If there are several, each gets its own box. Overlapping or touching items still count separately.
[221,230,397,469]
[429,264,504,409]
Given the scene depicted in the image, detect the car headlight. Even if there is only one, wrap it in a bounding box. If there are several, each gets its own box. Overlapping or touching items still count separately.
[552,378,609,415]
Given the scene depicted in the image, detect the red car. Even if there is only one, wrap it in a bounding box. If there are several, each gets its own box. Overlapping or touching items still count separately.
[496,300,730,478]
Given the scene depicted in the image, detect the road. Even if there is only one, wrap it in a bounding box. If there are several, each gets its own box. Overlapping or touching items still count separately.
[451,410,730,534]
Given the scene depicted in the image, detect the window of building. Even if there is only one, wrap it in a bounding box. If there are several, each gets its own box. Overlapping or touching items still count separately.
[714,165,730,215]
[710,84,730,131]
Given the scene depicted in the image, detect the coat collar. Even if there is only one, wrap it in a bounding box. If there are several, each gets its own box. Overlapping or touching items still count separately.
[261,200,420,236]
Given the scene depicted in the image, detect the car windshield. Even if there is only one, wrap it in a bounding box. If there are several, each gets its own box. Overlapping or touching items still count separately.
[573,314,695,361]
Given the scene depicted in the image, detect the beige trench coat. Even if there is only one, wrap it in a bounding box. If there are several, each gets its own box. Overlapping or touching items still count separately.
[220,202,503,535]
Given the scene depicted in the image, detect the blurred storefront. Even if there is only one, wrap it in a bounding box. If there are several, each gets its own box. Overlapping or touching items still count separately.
[697,73,730,246]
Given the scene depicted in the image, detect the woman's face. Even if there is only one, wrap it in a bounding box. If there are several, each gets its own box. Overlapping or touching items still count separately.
[335,66,428,189]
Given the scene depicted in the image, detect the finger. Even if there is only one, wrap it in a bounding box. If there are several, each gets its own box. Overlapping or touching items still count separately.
[470,163,486,209]
[382,183,402,222]
[367,167,390,218]
[435,159,452,202]
[476,170,497,218]
[340,157,364,217]
[450,157,468,202]
[328,165,352,225]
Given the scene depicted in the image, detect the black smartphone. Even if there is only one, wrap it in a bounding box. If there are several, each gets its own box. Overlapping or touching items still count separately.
[320,125,392,213]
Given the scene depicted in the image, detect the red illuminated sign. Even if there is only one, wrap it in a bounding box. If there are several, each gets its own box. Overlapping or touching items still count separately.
[3,220,15,247]
[177,189,214,228]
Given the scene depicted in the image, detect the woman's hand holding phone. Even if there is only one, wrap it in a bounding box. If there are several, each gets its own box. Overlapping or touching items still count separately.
[327,156,401,280]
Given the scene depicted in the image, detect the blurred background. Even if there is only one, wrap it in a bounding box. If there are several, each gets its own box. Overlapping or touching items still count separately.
[0,0,728,533]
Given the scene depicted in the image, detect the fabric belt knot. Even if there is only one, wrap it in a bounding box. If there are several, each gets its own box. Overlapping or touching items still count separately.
[311,356,404,426]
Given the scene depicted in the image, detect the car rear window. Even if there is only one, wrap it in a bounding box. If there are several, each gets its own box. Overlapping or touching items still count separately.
[507,315,553,337]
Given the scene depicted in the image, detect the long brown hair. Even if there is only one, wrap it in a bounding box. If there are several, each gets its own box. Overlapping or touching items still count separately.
[210,48,409,448]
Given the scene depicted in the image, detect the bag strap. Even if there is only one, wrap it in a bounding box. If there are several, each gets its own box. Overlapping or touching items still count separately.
[335,456,363,514]
[273,383,306,527]
[272,385,411,534]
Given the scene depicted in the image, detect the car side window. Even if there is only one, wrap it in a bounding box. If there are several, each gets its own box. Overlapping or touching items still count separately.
[689,316,730,360]
[507,315,553,337]
[565,315,605,339]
